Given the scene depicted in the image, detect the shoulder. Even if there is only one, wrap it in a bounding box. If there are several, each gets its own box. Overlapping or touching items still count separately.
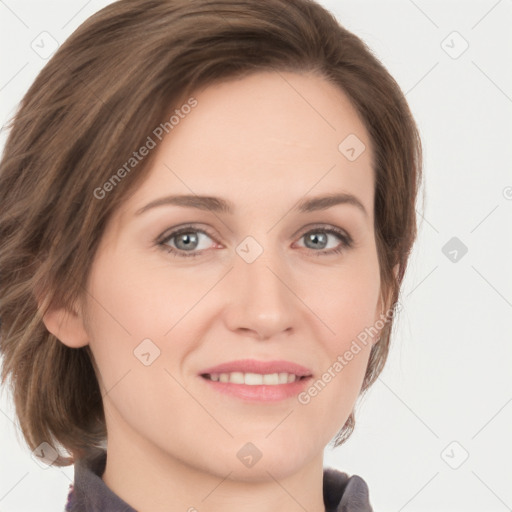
[65,483,75,511]
[323,467,373,512]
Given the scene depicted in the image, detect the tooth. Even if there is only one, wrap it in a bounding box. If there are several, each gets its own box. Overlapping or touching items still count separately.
[210,372,300,385]
[244,373,263,385]
[229,372,245,384]
[263,373,279,385]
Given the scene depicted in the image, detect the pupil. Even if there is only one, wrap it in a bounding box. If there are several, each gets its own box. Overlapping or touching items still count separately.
[308,232,326,249]
[177,232,197,250]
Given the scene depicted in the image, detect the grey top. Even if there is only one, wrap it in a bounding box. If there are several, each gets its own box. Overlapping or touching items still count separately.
[65,448,373,512]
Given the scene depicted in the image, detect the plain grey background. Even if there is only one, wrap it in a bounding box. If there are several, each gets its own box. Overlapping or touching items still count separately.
[1,1,511,510]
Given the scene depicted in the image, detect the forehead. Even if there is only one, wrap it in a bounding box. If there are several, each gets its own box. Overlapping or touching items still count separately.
[116,70,374,224]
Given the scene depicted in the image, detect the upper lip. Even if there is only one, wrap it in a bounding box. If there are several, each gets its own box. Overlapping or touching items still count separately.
[199,359,313,377]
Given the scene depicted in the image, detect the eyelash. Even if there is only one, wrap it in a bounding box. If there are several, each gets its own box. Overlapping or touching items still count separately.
[156,224,353,259]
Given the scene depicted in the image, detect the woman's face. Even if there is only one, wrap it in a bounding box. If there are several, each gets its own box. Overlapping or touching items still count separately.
[81,70,384,480]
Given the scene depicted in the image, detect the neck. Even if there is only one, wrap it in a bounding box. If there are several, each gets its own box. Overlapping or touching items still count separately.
[102,420,326,512]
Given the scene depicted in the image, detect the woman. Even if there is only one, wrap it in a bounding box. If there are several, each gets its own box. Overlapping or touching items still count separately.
[0,0,422,510]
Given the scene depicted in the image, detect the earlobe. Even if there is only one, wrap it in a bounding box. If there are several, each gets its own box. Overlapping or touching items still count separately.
[42,304,89,348]
[35,284,89,348]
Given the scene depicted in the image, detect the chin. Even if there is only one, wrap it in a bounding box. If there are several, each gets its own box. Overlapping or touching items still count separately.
[200,435,317,482]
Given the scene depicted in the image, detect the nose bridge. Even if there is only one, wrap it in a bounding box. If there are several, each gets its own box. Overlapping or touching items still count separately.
[227,236,297,338]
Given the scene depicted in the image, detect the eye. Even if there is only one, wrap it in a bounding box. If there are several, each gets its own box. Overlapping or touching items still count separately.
[156,224,353,259]
[157,225,218,258]
[295,227,353,256]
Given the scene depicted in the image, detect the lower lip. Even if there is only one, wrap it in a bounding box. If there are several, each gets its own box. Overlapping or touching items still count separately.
[200,376,312,402]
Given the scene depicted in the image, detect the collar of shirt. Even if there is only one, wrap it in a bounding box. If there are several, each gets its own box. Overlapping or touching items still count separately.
[65,449,373,512]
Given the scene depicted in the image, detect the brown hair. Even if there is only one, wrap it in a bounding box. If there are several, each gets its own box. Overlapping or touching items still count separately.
[0,0,422,466]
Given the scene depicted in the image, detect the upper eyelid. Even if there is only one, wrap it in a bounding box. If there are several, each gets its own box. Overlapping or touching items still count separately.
[157,225,218,244]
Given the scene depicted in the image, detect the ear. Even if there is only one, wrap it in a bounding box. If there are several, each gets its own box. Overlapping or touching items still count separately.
[40,297,89,348]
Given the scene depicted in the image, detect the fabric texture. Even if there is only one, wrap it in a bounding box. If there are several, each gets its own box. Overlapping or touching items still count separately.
[65,449,373,511]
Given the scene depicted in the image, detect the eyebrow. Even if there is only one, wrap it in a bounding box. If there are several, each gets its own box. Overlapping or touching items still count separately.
[134,192,368,218]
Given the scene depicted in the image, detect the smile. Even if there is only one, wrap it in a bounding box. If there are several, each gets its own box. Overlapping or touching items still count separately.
[202,371,307,385]
[200,372,312,402]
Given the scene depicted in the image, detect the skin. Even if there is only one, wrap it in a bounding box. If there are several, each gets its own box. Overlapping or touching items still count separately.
[44,70,393,512]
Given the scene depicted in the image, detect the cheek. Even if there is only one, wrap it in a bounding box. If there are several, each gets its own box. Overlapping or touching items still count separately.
[82,250,161,389]
[82,255,194,439]
[300,253,380,412]
[312,251,381,347]
[82,246,211,400]
[84,247,195,341]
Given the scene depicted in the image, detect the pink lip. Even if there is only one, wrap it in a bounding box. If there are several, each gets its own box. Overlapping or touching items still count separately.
[201,377,312,402]
[199,359,312,377]
[199,359,313,402]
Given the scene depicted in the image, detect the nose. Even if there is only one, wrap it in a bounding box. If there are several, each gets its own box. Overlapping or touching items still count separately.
[223,245,299,341]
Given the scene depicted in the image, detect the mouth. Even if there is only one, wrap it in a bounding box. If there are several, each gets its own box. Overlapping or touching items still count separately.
[198,359,313,402]
[200,372,310,385]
